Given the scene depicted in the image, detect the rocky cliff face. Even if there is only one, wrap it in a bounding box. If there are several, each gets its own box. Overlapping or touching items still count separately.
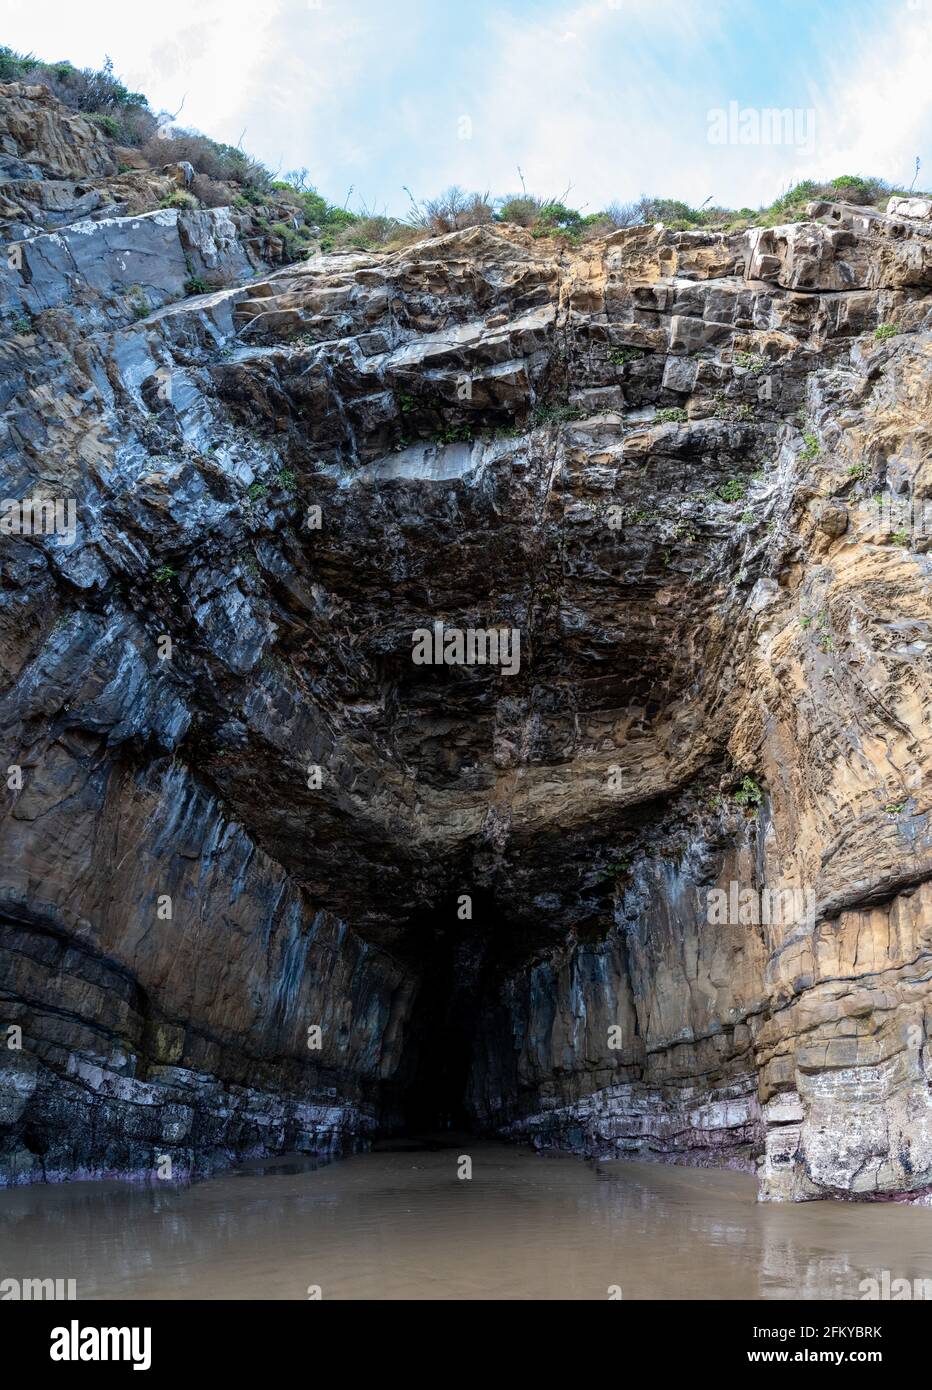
[1,83,930,1200]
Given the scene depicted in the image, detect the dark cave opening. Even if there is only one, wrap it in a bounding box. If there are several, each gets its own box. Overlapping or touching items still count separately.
[395,891,498,1135]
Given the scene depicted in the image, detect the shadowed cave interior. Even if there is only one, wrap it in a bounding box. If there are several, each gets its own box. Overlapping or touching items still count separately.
[393,892,506,1136]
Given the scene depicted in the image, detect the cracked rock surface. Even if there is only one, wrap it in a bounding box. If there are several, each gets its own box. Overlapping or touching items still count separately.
[1,83,931,1198]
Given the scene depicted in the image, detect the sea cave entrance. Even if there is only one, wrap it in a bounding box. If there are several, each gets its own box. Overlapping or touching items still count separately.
[393,890,500,1136]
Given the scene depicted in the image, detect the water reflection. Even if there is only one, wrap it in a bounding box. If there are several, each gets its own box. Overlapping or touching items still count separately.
[3,1141,931,1300]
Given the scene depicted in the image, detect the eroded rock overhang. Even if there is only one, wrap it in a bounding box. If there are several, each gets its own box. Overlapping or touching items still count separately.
[1,172,931,1198]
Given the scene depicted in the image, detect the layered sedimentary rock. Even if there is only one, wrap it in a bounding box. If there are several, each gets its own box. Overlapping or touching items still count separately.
[1,83,930,1198]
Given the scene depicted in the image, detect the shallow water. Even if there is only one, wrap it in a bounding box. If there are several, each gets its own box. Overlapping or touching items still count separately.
[3,1139,932,1300]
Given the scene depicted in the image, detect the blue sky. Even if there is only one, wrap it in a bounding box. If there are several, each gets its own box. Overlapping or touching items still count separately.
[6,0,932,213]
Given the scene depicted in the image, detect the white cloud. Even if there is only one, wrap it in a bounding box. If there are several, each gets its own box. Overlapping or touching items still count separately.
[796,5,932,188]
[4,0,929,213]
[446,0,728,208]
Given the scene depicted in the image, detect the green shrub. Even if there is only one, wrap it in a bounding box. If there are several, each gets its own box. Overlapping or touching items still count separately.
[265,220,309,261]
[435,424,473,444]
[0,51,154,145]
[716,478,747,503]
[533,201,584,232]
[713,394,754,422]
[160,189,198,210]
[654,407,688,424]
[769,180,823,214]
[532,403,584,425]
[144,129,271,191]
[322,207,358,230]
[609,346,644,366]
[800,432,820,460]
[733,350,767,374]
[874,323,898,341]
[497,195,544,228]
[642,197,702,224]
[127,287,150,320]
[496,194,626,242]
[0,45,38,80]
[598,856,631,882]
[829,174,882,205]
[814,610,834,652]
[340,214,408,249]
[87,112,121,139]
[800,611,834,654]
[184,275,210,295]
[295,188,360,233]
[407,186,494,236]
[733,775,763,810]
